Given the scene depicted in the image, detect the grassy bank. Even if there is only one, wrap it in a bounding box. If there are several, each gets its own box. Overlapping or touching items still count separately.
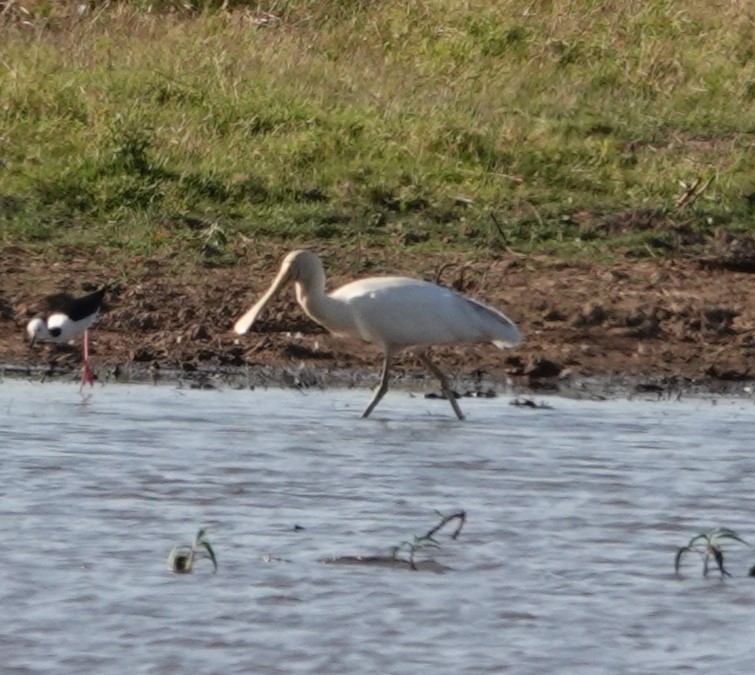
[1,0,753,263]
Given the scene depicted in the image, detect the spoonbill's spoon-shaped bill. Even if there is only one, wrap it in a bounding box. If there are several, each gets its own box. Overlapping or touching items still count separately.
[234,250,520,419]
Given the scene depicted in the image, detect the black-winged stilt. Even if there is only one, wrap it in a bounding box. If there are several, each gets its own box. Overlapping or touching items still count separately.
[27,286,107,389]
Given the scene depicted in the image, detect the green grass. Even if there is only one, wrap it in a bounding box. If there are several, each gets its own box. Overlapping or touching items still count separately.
[1,0,753,261]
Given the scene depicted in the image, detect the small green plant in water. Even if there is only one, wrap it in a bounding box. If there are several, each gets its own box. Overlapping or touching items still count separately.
[391,510,466,571]
[674,527,747,579]
[168,528,217,574]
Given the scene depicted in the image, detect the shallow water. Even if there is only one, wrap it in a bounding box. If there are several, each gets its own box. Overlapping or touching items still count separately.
[1,380,754,674]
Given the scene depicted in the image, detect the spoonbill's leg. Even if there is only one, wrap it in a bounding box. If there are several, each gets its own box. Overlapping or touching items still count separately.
[417,351,465,420]
[362,350,394,418]
[79,330,95,390]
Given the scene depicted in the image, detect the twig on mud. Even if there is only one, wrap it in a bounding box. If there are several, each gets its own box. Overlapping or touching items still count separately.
[433,261,457,286]
[434,262,472,292]
[675,175,715,210]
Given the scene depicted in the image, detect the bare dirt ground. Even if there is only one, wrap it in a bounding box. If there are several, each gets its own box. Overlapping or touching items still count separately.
[1,241,753,396]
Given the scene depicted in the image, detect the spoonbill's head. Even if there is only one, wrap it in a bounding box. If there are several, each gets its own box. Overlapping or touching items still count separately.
[234,250,325,335]
[26,317,49,346]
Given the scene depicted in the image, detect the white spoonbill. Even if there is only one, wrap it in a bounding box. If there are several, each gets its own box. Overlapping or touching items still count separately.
[234,250,521,419]
[27,286,107,390]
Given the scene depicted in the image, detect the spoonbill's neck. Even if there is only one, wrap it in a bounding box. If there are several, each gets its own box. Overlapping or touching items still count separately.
[295,282,357,337]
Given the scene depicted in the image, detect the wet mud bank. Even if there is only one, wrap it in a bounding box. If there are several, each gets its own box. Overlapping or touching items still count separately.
[1,242,753,400]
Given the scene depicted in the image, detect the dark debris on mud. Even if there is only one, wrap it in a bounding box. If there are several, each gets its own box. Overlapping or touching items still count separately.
[1,242,753,399]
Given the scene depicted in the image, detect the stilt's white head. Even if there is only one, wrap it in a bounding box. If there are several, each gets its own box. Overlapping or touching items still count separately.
[26,317,49,346]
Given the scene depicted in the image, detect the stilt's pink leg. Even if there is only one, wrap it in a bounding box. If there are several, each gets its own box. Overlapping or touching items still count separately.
[80,330,94,390]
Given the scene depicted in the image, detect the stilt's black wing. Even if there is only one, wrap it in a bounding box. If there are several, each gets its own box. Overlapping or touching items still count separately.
[44,287,107,321]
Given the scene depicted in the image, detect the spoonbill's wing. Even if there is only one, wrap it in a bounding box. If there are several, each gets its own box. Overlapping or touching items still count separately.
[333,277,520,349]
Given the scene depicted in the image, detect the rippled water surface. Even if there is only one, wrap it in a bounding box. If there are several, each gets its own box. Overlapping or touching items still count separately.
[2,380,754,674]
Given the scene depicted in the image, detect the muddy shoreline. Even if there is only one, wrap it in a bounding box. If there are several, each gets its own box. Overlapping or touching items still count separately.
[1,242,753,400]
[2,360,753,406]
